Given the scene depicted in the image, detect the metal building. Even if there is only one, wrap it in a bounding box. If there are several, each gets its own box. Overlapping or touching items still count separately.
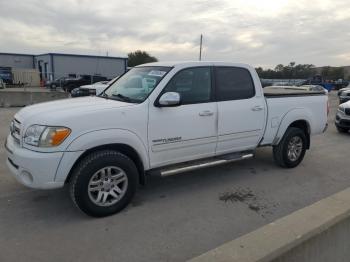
[0,53,35,69]
[34,53,127,81]
[0,52,127,82]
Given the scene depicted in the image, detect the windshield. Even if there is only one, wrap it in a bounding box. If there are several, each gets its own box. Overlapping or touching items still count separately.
[103,66,172,103]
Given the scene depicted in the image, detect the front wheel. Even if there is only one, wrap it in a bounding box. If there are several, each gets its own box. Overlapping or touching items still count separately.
[273,127,307,168]
[70,150,138,217]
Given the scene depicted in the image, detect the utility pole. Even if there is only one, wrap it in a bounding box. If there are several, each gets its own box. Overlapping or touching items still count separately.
[199,34,203,61]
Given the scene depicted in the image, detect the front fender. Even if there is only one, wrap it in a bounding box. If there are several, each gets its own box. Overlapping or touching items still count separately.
[54,129,149,184]
[66,128,149,169]
[273,108,312,145]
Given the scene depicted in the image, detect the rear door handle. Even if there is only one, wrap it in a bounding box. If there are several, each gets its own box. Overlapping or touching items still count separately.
[251,106,263,111]
[199,110,214,116]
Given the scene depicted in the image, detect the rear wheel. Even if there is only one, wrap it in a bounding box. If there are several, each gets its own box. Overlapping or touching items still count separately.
[273,127,307,168]
[70,150,138,217]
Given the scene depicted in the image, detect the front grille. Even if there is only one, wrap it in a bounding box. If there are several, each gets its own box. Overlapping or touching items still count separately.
[339,119,350,127]
[11,118,21,144]
[345,108,350,116]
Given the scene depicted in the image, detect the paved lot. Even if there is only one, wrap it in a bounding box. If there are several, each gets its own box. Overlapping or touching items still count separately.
[0,92,349,262]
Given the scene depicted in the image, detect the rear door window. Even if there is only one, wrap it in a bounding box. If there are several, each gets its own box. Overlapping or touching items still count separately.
[215,67,255,101]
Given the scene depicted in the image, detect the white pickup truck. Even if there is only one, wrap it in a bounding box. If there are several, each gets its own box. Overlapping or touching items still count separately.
[5,62,328,217]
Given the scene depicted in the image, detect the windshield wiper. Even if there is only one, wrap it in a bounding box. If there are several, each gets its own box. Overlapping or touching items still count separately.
[98,92,110,99]
[111,93,133,102]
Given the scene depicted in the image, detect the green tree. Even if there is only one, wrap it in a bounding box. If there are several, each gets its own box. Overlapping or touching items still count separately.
[275,64,284,72]
[255,67,264,76]
[127,50,158,67]
[329,67,344,80]
[256,62,315,79]
[321,66,332,79]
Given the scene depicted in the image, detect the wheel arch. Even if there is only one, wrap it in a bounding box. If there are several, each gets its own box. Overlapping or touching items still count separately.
[62,129,149,185]
[65,143,146,185]
[273,108,312,149]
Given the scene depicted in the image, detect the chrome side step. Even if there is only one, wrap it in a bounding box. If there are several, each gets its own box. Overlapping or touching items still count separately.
[160,152,254,177]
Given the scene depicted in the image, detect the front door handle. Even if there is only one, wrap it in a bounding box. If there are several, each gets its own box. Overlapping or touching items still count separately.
[251,106,263,111]
[199,110,214,116]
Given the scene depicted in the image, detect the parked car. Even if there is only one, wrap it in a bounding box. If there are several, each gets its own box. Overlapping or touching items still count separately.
[71,77,119,97]
[334,79,349,90]
[337,84,350,104]
[335,101,350,133]
[0,67,12,84]
[45,76,70,89]
[5,61,328,217]
[61,75,108,93]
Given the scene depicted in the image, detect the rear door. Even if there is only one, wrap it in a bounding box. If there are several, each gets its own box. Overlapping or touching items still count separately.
[148,67,217,168]
[215,66,265,154]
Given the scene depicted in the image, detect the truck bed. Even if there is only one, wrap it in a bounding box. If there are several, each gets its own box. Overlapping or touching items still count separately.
[260,88,328,146]
[264,87,326,98]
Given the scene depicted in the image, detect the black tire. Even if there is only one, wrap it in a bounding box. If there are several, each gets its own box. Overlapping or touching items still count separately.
[273,127,307,168]
[70,150,138,217]
[336,126,349,133]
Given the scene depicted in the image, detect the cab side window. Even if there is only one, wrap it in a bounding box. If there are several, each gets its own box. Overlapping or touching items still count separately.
[215,67,255,101]
[163,67,211,104]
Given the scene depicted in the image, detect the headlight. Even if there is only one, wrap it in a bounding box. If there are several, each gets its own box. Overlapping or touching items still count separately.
[24,125,71,147]
[338,106,345,113]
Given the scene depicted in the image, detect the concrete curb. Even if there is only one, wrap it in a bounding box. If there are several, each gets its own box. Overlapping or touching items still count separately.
[0,89,69,107]
[188,188,350,262]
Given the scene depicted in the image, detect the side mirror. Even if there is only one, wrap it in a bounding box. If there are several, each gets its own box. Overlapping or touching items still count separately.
[157,92,181,107]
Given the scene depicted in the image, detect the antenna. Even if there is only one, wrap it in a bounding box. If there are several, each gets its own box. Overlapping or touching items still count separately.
[199,34,203,61]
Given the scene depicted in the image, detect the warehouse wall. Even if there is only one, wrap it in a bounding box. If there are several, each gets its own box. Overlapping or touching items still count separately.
[0,53,34,69]
[35,54,52,81]
[53,55,126,79]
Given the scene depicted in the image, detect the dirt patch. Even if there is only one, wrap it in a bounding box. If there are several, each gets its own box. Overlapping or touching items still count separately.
[219,188,256,203]
[219,187,278,217]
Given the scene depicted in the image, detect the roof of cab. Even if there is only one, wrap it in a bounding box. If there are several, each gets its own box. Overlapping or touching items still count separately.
[135,61,252,68]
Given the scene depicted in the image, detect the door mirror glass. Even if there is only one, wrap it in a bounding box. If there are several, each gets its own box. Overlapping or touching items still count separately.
[158,92,181,106]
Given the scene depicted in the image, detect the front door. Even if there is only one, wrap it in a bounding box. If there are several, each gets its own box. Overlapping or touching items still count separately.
[148,67,217,168]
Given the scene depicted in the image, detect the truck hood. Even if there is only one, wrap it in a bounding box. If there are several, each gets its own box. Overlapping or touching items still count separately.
[80,83,108,89]
[15,96,132,125]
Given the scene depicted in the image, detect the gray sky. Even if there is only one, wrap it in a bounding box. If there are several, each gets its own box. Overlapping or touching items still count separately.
[0,0,349,68]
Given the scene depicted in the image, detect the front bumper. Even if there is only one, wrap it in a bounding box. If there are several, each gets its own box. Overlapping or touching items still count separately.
[335,112,350,129]
[5,135,65,189]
